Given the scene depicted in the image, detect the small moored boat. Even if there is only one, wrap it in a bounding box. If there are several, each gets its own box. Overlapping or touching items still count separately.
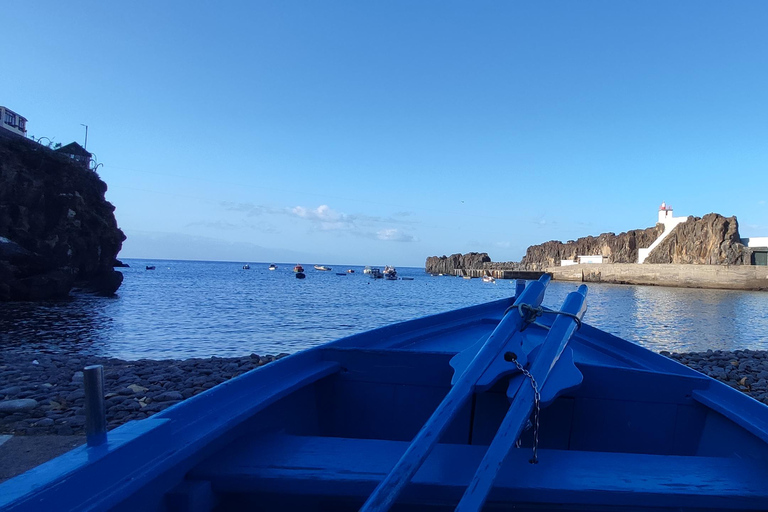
[268,264,277,271]
[145,265,155,270]
[314,265,332,271]
[369,267,383,279]
[347,269,355,274]
[383,265,397,280]
[242,264,250,270]
[363,266,372,274]
[482,275,495,283]
[293,264,304,273]
[3,276,768,512]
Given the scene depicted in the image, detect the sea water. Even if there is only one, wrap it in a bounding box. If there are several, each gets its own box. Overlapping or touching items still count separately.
[1,259,767,360]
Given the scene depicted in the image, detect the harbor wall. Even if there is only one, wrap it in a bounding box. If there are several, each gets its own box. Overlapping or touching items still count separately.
[547,263,768,291]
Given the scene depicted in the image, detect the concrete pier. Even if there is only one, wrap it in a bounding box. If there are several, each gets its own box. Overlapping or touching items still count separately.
[547,263,768,291]
[453,268,546,280]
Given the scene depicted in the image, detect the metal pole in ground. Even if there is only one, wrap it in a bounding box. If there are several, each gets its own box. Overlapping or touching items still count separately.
[83,365,107,446]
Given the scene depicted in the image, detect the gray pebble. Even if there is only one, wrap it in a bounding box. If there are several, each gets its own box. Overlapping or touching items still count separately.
[0,386,22,396]
[0,399,38,413]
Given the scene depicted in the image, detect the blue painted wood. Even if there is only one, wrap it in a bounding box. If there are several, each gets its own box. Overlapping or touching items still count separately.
[190,434,768,509]
[3,279,768,512]
[0,359,341,512]
[360,276,550,512]
[456,285,588,511]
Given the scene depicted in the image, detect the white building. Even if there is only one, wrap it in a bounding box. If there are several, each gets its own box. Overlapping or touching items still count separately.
[561,255,604,266]
[0,106,27,138]
[637,202,688,263]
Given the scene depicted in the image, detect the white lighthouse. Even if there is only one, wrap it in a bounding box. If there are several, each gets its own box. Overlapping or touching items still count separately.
[658,201,675,225]
[637,202,689,263]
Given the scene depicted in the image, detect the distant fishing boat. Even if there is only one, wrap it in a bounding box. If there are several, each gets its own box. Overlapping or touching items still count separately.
[347,269,355,274]
[363,266,372,274]
[145,265,155,270]
[242,264,250,270]
[383,265,397,280]
[369,268,383,279]
[335,273,346,276]
[314,265,332,271]
[482,275,495,283]
[293,265,304,273]
[5,276,768,511]
[268,264,277,271]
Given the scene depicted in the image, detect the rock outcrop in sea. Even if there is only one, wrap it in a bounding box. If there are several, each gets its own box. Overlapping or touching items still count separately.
[425,252,491,274]
[0,137,125,300]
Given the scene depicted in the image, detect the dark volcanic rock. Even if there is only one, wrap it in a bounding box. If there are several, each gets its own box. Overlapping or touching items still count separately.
[520,226,663,271]
[0,137,125,300]
[645,213,750,265]
[425,252,491,274]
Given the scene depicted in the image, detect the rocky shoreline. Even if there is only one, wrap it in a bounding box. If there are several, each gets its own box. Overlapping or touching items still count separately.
[663,349,768,404]
[0,352,288,436]
[1,349,767,437]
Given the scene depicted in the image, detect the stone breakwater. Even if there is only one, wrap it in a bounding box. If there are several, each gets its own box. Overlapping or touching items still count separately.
[2,349,767,437]
[0,352,288,436]
[663,349,768,405]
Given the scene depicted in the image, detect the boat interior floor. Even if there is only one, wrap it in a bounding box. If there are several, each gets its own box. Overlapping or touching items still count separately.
[175,345,768,511]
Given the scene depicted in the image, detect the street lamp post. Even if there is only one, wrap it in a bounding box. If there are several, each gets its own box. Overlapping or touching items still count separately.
[80,123,88,150]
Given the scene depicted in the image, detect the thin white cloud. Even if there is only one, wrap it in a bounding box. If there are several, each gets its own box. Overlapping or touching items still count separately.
[291,204,344,222]
[186,220,240,230]
[377,228,417,242]
[219,201,273,217]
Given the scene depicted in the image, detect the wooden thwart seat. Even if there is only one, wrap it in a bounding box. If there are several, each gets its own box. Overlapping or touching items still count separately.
[190,434,768,510]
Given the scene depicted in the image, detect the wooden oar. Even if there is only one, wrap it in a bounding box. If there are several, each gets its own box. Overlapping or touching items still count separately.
[455,285,588,512]
[359,275,552,512]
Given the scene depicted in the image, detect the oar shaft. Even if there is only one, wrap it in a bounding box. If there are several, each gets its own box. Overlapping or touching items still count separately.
[456,285,588,512]
[456,385,535,512]
[361,277,551,512]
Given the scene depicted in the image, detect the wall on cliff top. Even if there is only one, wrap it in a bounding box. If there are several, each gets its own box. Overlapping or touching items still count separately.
[644,213,750,265]
[0,137,125,300]
[520,226,663,271]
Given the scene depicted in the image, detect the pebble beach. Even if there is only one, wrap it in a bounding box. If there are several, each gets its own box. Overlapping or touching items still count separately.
[2,349,768,437]
[0,352,288,436]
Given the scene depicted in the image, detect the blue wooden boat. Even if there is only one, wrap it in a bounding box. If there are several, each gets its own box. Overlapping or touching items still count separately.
[3,276,768,511]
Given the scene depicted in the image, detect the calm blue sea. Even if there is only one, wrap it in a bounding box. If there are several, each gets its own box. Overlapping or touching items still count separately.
[2,259,767,360]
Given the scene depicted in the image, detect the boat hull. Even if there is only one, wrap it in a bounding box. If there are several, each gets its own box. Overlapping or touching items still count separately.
[2,292,768,512]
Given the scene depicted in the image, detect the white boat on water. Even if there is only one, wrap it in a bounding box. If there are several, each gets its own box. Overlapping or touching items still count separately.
[482,275,495,283]
[363,266,372,274]
[383,266,397,280]
[269,264,277,270]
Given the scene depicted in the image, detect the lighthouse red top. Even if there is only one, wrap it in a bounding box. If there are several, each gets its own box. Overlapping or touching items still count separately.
[659,201,672,211]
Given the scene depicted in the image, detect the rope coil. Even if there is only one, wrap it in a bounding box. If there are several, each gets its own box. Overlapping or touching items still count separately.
[504,303,582,331]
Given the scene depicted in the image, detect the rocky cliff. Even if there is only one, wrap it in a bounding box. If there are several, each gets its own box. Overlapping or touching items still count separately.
[520,226,663,271]
[644,213,750,265]
[0,137,125,300]
[426,213,751,274]
[425,252,491,274]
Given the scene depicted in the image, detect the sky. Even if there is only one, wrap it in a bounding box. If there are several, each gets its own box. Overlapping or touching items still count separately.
[3,1,767,267]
